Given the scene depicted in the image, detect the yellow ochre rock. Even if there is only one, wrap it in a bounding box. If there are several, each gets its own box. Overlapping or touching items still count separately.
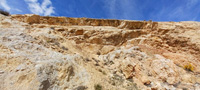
[0,14,200,90]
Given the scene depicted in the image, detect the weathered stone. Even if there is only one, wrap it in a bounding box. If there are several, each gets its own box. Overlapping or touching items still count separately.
[100,45,115,55]
[75,29,84,35]
[122,64,135,79]
[0,14,200,90]
[26,14,40,24]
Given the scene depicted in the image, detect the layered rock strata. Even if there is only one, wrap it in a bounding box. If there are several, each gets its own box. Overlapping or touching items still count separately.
[0,14,200,90]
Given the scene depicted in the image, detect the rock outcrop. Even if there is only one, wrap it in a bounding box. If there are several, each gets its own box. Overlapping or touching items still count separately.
[0,14,200,90]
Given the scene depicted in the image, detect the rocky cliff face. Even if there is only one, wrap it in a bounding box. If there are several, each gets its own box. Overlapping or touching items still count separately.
[0,14,200,90]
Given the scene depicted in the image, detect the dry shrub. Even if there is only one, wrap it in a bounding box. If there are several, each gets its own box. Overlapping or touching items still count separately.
[0,9,10,16]
[183,63,194,72]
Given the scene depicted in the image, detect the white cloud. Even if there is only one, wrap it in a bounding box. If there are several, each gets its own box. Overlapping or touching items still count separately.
[42,0,51,10]
[0,0,11,11]
[24,0,55,16]
[43,6,54,16]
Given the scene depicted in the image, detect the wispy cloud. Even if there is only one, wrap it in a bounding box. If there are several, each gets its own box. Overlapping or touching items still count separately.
[14,8,23,13]
[0,0,11,11]
[187,0,198,7]
[150,0,200,21]
[103,0,143,20]
[24,0,55,16]
[102,0,200,21]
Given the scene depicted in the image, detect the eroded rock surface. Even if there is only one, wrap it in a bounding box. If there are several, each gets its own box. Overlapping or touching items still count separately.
[0,14,200,90]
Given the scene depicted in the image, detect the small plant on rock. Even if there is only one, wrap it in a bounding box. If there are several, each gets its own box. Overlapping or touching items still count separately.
[94,84,102,90]
[0,9,10,16]
[183,63,194,72]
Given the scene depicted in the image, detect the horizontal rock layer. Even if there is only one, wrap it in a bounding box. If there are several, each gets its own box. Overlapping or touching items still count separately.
[0,14,200,90]
[12,14,158,29]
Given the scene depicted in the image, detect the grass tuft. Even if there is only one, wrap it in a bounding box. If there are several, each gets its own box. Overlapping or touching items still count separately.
[183,63,194,72]
[94,84,102,90]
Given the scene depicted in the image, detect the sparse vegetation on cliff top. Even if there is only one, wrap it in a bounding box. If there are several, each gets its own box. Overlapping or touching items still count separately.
[0,9,10,16]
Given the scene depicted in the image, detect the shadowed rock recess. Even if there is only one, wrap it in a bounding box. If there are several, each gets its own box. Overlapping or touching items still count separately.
[0,14,200,90]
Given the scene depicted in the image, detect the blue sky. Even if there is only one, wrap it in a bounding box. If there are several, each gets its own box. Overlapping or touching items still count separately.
[0,0,200,21]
